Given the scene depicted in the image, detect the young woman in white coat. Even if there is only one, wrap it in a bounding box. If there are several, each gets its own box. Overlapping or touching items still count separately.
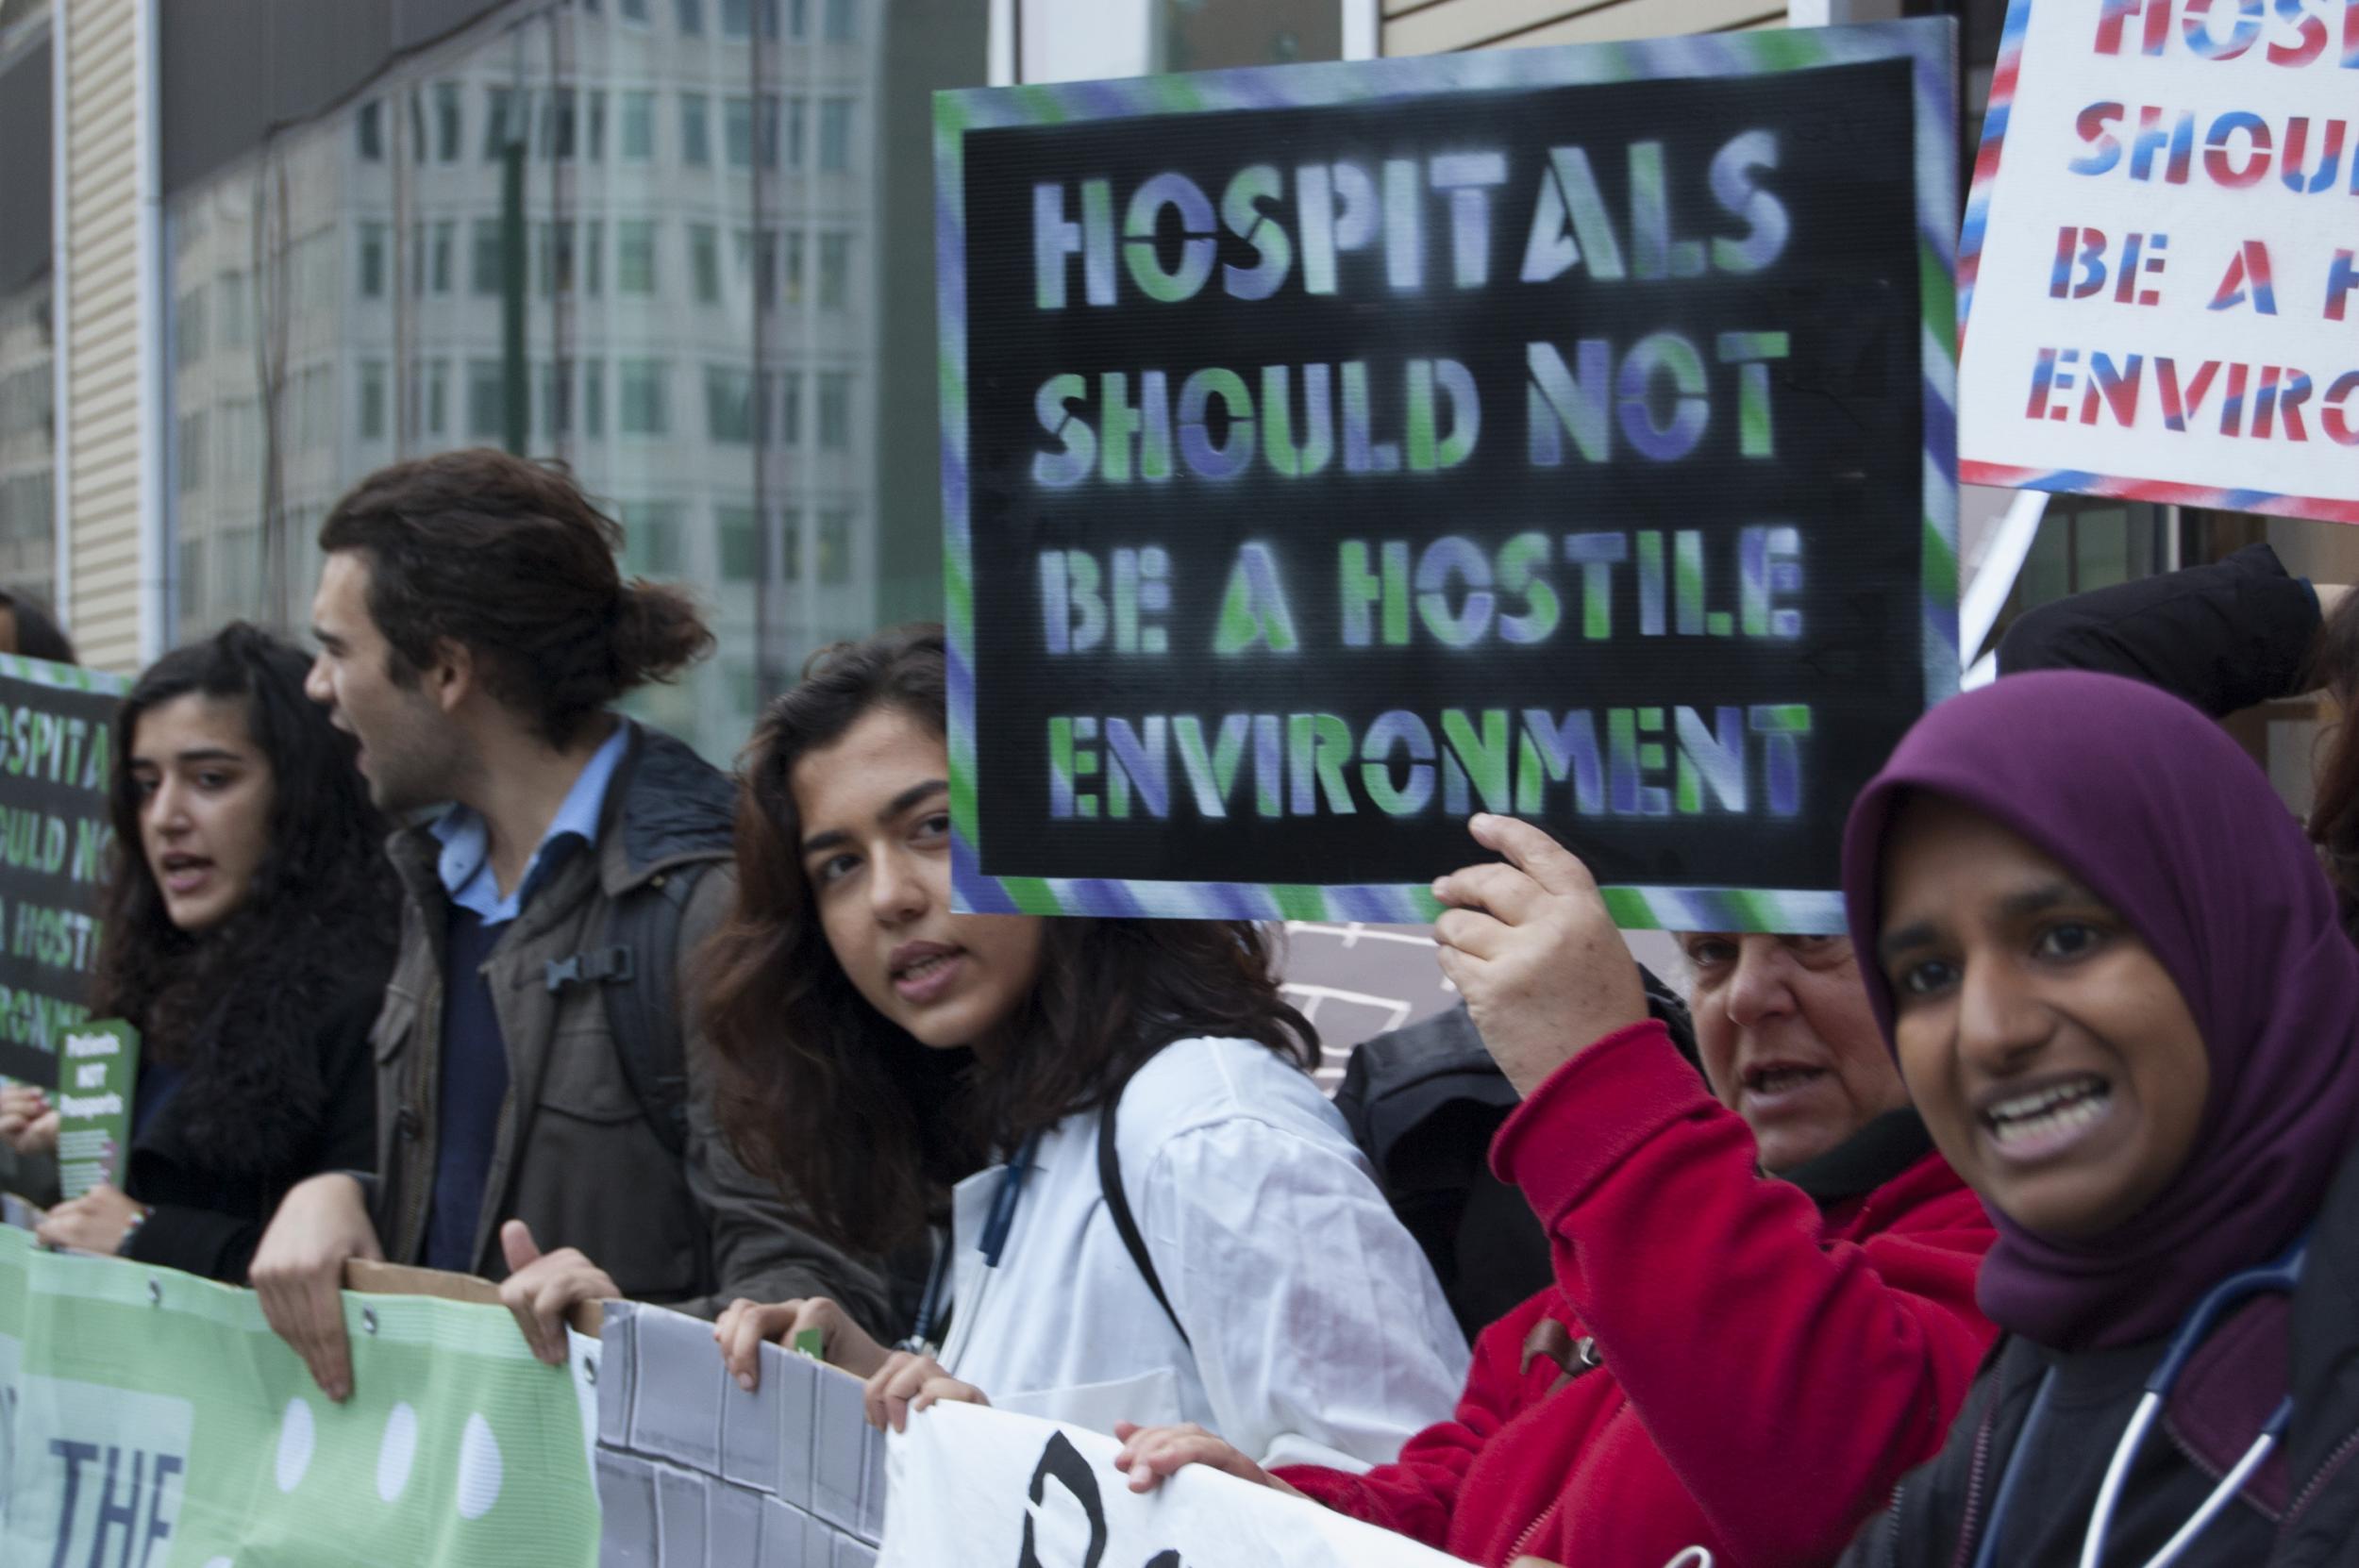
[699,626,1467,1471]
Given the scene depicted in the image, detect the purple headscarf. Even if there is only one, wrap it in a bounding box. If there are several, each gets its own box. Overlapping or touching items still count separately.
[1841,671,2359,1350]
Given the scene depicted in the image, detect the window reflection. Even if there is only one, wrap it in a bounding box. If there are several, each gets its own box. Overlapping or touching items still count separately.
[165,0,900,758]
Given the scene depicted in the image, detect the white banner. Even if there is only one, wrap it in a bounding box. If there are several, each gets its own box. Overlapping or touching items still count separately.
[594,1301,882,1567]
[878,1403,1464,1568]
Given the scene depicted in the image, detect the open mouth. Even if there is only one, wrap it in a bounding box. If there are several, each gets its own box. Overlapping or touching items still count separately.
[158,853,214,895]
[1980,1075,2113,1154]
[895,952,957,982]
[889,942,966,1001]
[1743,1064,1828,1098]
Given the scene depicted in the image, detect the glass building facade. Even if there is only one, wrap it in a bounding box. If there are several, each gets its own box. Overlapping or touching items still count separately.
[0,0,55,611]
[0,275,52,611]
[164,0,941,759]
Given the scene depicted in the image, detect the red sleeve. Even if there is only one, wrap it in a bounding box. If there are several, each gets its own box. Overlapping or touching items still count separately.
[1491,1021,1998,1567]
[1270,1298,1543,1550]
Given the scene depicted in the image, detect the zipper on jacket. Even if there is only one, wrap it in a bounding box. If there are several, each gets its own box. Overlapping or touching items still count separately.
[1947,1402,1999,1568]
[2281,1421,2359,1532]
[1501,1494,1565,1568]
[393,976,445,1264]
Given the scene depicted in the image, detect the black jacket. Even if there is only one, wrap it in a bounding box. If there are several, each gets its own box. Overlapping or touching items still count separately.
[118,979,384,1284]
[1332,972,1698,1339]
[1997,542,2319,717]
[1841,1134,2359,1567]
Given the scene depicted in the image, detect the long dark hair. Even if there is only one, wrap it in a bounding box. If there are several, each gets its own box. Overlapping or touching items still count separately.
[90,624,399,1169]
[703,625,1317,1255]
[0,588,75,665]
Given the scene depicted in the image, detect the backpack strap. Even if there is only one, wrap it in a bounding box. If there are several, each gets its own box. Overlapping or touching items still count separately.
[1096,1086,1189,1347]
[544,863,709,1161]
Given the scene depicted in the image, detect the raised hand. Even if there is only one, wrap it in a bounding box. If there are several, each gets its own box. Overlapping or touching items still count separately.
[1432,813,1647,1096]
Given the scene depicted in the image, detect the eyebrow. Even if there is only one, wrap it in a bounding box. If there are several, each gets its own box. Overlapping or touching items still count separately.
[800,778,949,858]
[311,626,344,651]
[130,747,248,770]
[1998,880,2094,921]
[1877,921,1935,964]
[1877,879,2101,963]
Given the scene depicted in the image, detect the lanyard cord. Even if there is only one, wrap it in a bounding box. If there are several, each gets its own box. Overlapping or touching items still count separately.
[979,1130,1044,1265]
[902,1234,956,1354]
[902,1131,1043,1357]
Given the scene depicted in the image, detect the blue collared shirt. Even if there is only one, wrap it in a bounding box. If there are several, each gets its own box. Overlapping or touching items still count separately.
[431,719,631,926]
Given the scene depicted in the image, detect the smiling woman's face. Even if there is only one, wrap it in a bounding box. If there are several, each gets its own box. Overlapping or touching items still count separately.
[1876,793,2210,1239]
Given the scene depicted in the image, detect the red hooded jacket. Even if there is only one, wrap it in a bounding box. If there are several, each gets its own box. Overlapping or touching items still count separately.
[1275,1021,1997,1568]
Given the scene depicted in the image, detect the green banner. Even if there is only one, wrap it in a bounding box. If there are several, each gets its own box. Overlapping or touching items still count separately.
[54,1020,136,1200]
[0,1227,599,1566]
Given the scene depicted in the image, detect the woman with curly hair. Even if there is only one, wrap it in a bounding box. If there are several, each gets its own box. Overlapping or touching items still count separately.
[5,624,398,1281]
[700,625,1466,1470]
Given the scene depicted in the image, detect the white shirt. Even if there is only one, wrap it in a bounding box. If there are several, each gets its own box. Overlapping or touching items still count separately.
[936,1037,1470,1473]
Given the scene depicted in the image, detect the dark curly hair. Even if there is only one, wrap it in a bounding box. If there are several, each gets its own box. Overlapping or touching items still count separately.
[89,624,399,1172]
[318,447,712,747]
[702,625,1318,1255]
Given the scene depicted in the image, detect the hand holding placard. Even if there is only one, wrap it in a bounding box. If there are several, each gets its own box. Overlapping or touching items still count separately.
[1431,814,1647,1097]
[251,1171,386,1402]
[31,1180,145,1254]
[0,1082,57,1156]
[496,1219,621,1367]
[713,1294,890,1391]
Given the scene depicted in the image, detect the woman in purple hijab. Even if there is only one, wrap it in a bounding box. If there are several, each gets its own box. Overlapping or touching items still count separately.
[1836,671,2359,1568]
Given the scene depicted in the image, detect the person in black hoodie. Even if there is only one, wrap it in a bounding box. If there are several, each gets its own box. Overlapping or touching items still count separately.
[9,625,396,1281]
[1999,541,2359,945]
[1996,541,2334,719]
[1839,670,2359,1568]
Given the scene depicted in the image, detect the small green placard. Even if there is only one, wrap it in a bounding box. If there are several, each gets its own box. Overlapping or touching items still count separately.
[55,1020,138,1200]
[793,1327,825,1360]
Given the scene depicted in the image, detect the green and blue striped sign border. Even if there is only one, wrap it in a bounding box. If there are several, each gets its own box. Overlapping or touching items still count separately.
[936,19,1958,934]
[0,653,130,698]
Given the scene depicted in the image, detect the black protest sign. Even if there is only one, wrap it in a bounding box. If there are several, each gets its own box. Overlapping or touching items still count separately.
[0,658,125,1085]
[939,23,1959,929]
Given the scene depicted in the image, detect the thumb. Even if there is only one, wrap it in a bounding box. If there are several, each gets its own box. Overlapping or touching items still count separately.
[1469,813,1596,898]
[500,1220,542,1274]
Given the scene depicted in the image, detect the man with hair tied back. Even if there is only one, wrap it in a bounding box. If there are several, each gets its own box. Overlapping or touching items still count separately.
[250,448,887,1399]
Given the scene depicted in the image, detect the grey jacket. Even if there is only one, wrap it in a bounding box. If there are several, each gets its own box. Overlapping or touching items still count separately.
[366,720,890,1331]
